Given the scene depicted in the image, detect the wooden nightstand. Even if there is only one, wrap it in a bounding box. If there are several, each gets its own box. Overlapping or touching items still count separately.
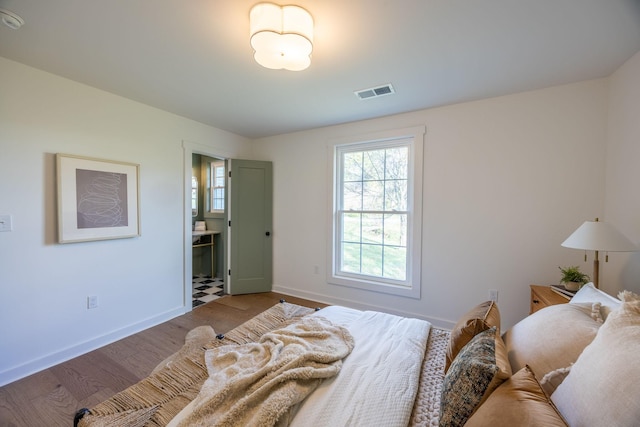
[530,285,569,314]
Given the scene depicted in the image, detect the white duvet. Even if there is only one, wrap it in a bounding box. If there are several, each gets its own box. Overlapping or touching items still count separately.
[169,305,431,427]
[288,305,432,427]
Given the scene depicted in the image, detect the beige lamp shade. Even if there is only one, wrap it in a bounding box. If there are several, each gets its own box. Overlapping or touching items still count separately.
[561,220,637,252]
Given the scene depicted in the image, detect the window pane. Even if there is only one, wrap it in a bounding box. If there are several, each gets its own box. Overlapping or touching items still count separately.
[363,149,385,181]
[343,182,362,210]
[361,244,383,276]
[385,146,408,180]
[341,242,361,273]
[342,213,361,242]
[343,152,363,182]
[384,213,407,246]
[384,179,407,211]
[362,213,383,244]
[213,187,224,210]
[362,180,384,210]
[383,246,406,280]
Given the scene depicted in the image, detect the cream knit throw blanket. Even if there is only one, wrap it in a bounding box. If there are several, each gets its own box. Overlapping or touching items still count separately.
[170,316,354,427]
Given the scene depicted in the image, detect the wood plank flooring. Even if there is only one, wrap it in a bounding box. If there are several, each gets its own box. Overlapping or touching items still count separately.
[0,292,325,427]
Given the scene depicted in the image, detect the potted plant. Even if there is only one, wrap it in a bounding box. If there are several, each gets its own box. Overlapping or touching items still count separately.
[558,266,590,291]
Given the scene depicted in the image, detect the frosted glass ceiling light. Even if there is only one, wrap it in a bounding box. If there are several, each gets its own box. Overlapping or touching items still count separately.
[250,3,313,71]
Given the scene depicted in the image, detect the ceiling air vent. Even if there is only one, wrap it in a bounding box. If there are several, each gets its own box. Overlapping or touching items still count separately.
[355,84,395,100]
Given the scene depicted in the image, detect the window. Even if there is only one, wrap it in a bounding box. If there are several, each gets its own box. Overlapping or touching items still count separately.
[191,176,198,217]
[209,160,225,213]
[329,126,424,298]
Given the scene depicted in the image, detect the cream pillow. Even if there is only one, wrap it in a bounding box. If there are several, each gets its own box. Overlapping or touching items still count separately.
[502,303,600,392]
[570,282,621,319]
[551,300,640,427]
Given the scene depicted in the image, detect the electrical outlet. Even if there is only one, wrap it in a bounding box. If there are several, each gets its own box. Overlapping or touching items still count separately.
[87,296,98,309]
[489,289,499,302]
[0,214,13,232]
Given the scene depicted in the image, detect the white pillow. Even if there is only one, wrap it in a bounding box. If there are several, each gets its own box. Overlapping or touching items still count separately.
[551,300,640,427]
[569,282,621,319]
[502,303,601,394]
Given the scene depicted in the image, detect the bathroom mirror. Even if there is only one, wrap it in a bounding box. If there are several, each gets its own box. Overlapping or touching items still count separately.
[191,176,198,217]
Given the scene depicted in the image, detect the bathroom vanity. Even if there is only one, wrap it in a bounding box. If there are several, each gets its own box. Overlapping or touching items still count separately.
[192,230,220,278]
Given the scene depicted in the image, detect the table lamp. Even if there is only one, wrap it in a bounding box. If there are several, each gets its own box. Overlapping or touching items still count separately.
[561,218,637,288]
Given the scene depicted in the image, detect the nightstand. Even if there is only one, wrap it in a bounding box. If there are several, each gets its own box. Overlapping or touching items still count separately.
[530,285,569,314]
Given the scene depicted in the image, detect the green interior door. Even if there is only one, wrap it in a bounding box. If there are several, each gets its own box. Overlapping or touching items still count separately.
[227,159,273,294]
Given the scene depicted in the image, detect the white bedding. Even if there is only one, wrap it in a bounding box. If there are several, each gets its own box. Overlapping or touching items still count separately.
[289,305,432,427]
[169,305,431,427]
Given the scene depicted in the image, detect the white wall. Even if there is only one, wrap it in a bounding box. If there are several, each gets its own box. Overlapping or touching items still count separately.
[3,49,637,386]
[254,79,610,331]
[0,57,251,386]
[604,50,640,295]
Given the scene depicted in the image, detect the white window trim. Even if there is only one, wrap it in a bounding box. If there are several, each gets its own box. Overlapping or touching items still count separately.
[327,125,425,299]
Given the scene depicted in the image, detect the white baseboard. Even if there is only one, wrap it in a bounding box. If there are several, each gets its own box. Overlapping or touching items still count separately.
[0,306,186,387]
[273,284,455,330]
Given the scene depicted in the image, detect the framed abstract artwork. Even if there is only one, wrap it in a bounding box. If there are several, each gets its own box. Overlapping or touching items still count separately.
[56,154,140,243]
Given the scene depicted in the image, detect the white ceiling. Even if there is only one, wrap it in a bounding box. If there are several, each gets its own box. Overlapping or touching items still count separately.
[1,0,639,139]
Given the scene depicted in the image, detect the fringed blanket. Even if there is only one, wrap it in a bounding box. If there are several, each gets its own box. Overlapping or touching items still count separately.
[77,303,317,427]
[168,316,354,427]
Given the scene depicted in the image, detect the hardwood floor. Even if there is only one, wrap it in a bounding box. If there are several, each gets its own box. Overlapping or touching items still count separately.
[0,292,325,427]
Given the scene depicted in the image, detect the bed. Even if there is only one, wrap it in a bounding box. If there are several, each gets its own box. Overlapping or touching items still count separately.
[75,283,640,427]
[75,301,449,427]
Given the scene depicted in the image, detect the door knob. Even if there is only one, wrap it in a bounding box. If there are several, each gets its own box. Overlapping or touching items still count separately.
[266,231,271,236]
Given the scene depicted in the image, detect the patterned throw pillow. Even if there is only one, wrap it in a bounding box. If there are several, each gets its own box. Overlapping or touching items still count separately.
[439,327,510,427]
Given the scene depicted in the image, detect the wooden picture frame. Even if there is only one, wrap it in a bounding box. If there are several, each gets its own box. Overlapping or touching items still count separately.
[56,153,140,243]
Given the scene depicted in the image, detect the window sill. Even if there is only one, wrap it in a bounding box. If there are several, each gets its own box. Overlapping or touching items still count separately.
[328,274,420,299]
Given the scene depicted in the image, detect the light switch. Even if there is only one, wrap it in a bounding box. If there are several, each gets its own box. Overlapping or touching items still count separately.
[0,215,13,232]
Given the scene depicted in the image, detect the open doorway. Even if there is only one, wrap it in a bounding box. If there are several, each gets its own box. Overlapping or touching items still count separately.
[191,153,226,307]
[182,141,274,312]
[182,141,231,313]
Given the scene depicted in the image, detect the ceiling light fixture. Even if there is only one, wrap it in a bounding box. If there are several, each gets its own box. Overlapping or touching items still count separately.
[249,3,313,71]
[0,8,24,30]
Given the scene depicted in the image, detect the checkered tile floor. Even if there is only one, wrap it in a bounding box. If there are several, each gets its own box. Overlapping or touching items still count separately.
[192,275,225,307]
